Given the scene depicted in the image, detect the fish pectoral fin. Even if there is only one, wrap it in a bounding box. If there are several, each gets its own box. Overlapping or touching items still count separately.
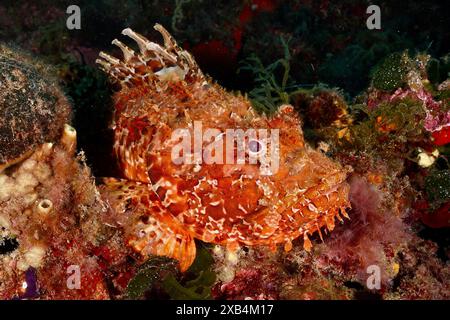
[129,215,197,272]
[101,178,196,272]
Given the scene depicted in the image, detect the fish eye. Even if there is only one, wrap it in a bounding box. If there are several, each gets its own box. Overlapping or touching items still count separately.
[248,139,263,154]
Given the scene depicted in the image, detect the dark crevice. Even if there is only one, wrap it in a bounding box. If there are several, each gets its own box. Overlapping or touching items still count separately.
[0,237,19,255]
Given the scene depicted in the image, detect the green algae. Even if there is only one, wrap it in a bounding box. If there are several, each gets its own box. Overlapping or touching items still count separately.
[371,52,412,91]
[162,244,216,300]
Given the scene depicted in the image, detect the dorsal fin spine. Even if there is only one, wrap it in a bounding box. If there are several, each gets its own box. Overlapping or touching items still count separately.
[96,24,204,88]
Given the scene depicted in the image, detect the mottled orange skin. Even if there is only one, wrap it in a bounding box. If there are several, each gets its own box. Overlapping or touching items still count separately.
[98,25,350,271]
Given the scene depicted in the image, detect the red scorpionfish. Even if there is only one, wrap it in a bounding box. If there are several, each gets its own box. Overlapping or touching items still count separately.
[97,24,351,271]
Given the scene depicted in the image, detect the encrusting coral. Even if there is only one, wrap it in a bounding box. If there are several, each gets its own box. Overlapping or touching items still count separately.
[0,131,121,299]
[0,46,130,299]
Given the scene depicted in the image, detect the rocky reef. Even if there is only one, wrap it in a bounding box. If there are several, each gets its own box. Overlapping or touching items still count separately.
[0,47,95,298]
[0,45,71,172]
[0,47,132,299]
[0,1,449,301]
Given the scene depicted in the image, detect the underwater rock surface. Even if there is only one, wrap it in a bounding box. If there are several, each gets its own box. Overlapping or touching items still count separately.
[0,45,71,172]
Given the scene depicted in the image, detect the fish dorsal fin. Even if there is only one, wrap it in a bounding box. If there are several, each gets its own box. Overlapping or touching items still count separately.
[96,24,205,88]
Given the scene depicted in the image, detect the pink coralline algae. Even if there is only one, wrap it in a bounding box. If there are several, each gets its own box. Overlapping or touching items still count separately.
[389,88,450,133]
[367,87,449,133]
[213,267,280,300]
[317,175,411,287]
